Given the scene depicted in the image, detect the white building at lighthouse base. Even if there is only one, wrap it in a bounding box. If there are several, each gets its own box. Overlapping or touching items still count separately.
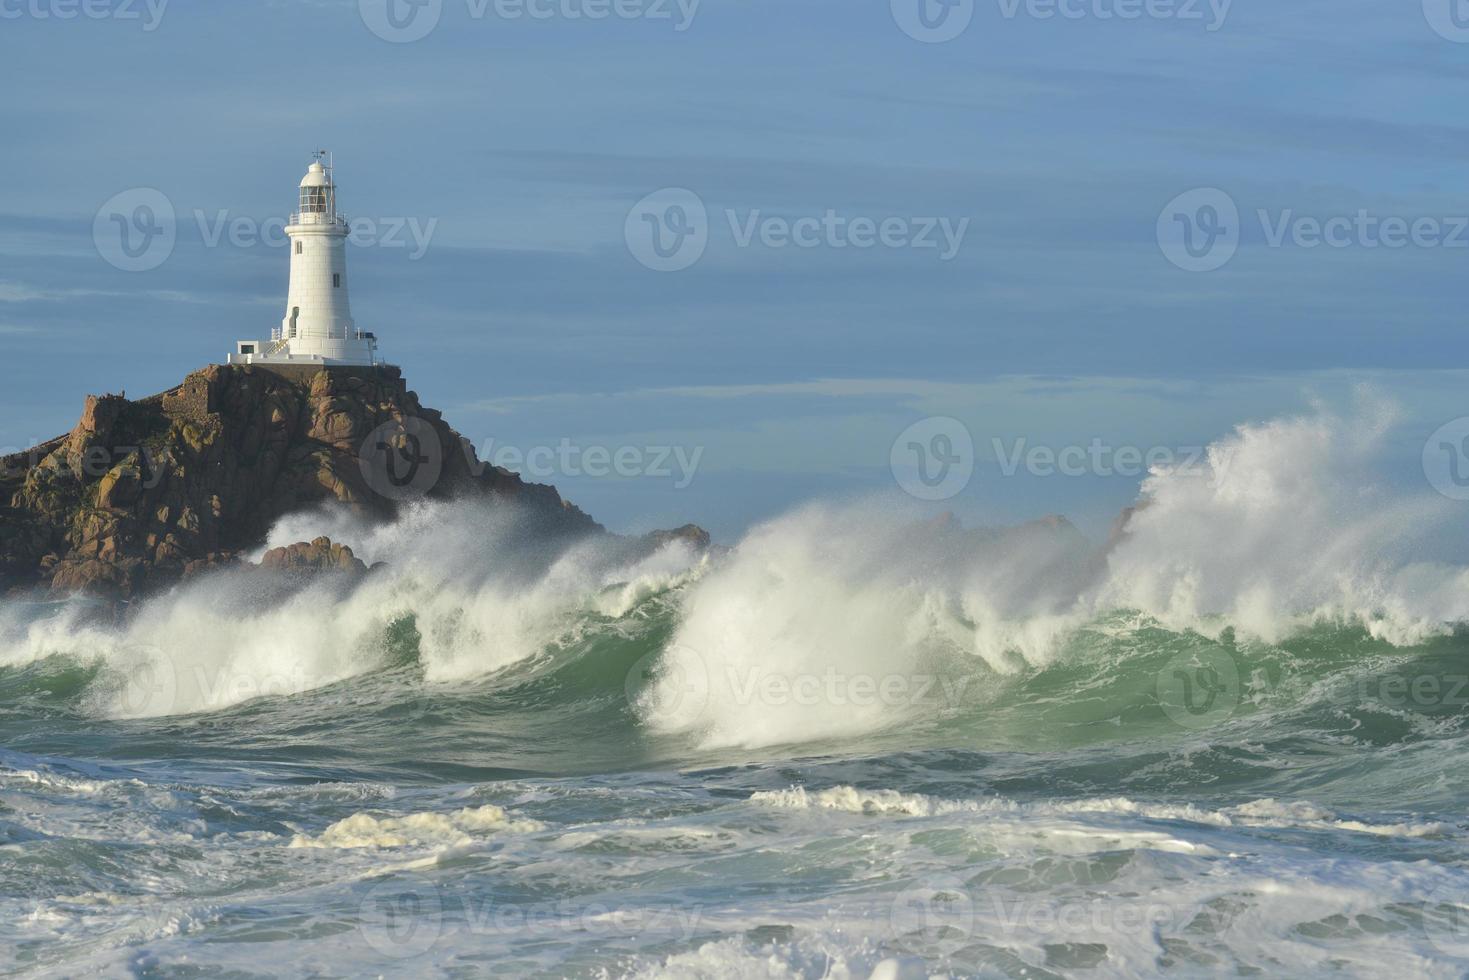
[227,329,380,367]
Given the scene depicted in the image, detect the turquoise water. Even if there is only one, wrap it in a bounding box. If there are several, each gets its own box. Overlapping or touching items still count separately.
[8,404,1469,977]
[6,570,1469,977]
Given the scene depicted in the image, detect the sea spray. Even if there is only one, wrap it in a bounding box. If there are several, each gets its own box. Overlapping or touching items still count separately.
[638,395,1469,748]
[1097,392,1466,643]
[0,498,707,719]
[8,402,1469,973]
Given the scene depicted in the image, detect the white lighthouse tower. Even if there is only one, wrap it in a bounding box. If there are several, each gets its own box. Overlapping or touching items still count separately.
[229,153,379,367]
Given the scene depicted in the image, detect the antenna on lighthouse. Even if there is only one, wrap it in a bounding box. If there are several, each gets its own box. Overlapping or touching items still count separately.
[313,148,336,220]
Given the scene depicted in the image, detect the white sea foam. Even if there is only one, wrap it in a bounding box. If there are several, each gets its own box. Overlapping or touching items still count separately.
[9,401,1469,980]
[5,396,1468,743]
[0,498,704,718]
[2,767,122,796]
[1097,394,1468,645]
[288,803,544,849]
[640,396,1469,748]
[750,785,1450,839]
[613,940,922,980]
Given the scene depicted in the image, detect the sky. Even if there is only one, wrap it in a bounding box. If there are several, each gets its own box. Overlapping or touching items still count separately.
[3,0,1469,540]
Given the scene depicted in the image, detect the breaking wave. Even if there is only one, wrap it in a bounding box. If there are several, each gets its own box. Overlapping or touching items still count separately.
[8,395,1469,978]
[2,395,1467,758]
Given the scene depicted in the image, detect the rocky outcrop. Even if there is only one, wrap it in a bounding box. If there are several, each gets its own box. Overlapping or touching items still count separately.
[258,537,369,577]
[640,524,713,554]
[0,364,630,603]
[1105,501,1149,553]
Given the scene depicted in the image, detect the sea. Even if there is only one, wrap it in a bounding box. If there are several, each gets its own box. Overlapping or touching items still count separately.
[6,403,1469,978]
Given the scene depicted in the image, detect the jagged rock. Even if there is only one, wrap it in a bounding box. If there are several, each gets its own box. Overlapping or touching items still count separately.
[1106,500,1150,553]
[0,364,715,608]
[181,552,233,582]
[0,364,615,604]
[258,537,367,577]
[50,557,141,598]
[641,524,713,553]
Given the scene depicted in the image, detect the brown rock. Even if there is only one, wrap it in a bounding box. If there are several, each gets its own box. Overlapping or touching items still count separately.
[0,364,605,605]
[259,537,367,577]
[642,524,713,553]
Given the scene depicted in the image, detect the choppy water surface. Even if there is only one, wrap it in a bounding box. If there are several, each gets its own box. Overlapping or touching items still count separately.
[7,405,1469,978]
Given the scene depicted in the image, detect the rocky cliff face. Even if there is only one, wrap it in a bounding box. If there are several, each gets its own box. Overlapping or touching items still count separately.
[0,364,610,602]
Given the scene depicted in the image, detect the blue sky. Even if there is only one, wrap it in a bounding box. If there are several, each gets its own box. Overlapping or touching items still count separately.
[4,0,1469,539]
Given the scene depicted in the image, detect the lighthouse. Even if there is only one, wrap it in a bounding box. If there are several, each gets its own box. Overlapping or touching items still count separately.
[229,154,379,367]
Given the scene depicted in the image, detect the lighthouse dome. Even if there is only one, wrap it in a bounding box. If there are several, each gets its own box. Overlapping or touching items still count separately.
[300,161,330,188]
